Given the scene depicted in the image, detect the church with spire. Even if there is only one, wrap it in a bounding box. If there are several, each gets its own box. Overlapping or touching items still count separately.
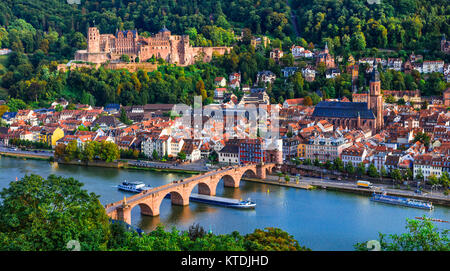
[367,59,384,130]
[311,59,384,133]
[315,42,336,69]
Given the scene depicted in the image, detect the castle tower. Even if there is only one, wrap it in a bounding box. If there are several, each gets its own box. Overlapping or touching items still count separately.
[87,27,100,53]
[368,59,383,131]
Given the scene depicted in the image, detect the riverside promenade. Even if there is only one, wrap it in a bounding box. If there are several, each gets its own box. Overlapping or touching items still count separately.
[244,174,450,207]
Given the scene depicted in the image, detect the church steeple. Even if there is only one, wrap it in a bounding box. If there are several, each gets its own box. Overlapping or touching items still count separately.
[368,58,383,132]
[371,59,380,82]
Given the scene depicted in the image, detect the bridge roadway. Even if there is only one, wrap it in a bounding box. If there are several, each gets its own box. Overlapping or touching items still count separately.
[105,163,276,224]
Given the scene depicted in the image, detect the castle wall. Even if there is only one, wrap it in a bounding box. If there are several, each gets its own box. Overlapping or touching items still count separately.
[74,27,232,67]
[105,62,158,73]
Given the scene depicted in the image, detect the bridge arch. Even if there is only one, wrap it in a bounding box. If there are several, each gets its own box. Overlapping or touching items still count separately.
[165,190,189,206]
[187,180,218,197]
[240,168,257,179]
[222,174,238,188]
[133,202,155,217]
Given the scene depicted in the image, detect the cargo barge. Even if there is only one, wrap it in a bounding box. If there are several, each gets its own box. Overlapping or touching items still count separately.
[371,192,433,210]
[165,193,256,209]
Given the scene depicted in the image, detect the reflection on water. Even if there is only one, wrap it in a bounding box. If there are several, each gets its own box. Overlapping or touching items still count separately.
[0,157,449,251]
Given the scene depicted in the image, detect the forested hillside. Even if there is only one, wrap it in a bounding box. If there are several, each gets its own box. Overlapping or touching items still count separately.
[0,0,292,44]
[0,0,448,109]
[292,0,449,54]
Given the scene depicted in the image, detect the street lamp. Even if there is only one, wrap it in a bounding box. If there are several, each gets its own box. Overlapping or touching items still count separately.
[430,184,438,195]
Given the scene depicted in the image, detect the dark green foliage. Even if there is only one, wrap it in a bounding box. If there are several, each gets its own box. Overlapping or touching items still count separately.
[9,138,52,150]
[244,227,310,251]
[354,217,449,251]
[293,0,450,53]
[0,174,111,251]
[0,1,448,108]
[187,223,207,241]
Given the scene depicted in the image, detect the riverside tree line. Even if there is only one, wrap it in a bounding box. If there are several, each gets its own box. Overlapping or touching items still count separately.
[54,140,120,163]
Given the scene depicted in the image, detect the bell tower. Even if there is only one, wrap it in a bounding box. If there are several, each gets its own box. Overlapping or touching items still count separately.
[368,59,383,131]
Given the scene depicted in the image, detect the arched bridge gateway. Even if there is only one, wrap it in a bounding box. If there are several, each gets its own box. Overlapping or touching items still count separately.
[105,163,276,225]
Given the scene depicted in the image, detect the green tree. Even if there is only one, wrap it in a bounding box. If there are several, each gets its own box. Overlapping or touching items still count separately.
[333,158,344,172]
[177,151,186,161]
[0,174,111,250]
[65,140,80,162]
[438,171,450,189]
[428,174,438,186]
[416,168,424,182]
[99,141,120,163]
[413,132,431,148]
[367,164,379,178]
[313,158,321,167]
[152,149,159,161]
[380,166,388,178]
[6,98,27,112]
[345,162,355,175]
[120,54,130,63]
[354,217,449,251]
[244,227,310,251]
[405,168,413,181]
[390,169,403,183]
[350,32,366,51]
[81,141,97,162]
[119,108,132,125]
[357,163,366,176]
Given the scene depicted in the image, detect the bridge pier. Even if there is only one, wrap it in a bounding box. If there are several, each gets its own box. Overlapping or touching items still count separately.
[171,192,190,206]
[223,176,239,188]
[116,205,132,225]
[256,165,267,179]
[198,182,216,196]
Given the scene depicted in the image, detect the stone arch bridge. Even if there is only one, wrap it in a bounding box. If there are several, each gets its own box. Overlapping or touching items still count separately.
[105,163,276,225]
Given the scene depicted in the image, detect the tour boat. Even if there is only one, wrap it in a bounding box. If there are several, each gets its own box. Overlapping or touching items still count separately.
[117,181,152,193]
[370,192,433,210]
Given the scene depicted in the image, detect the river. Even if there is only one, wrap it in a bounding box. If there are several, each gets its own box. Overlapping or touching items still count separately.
[0,156,449,251]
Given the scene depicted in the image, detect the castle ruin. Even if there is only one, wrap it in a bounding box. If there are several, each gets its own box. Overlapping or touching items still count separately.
[74,26,232,66]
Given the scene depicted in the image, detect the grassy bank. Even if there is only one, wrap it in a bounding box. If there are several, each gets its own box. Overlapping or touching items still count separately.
[0,152,51,161]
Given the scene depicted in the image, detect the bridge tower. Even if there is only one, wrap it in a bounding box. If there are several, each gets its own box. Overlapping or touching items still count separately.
[116,196,132,224]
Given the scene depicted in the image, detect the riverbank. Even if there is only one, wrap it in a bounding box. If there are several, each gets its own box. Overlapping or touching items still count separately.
[55,158,207,175]
[243,177,314,190]
[0,151,51,161]
[244,176,450,207]
[57,159,127,168]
